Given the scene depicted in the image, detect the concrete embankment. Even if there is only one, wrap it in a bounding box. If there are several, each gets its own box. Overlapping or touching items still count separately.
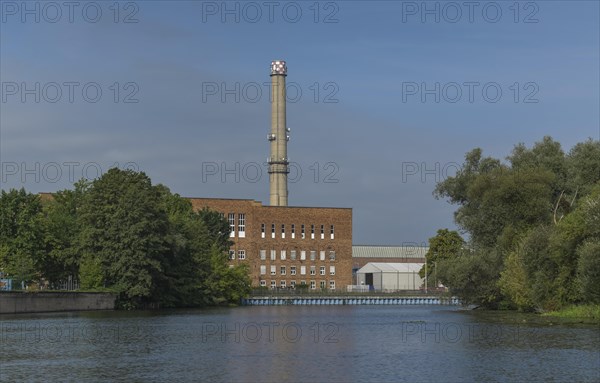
[0,292,117,314]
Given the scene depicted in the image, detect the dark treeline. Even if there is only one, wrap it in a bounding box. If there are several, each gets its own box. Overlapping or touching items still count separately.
[422,137,600,311]
[0,168,250,309]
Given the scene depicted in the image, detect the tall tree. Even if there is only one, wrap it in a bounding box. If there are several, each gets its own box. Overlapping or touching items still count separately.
[78,168,169,307]
[433,137,600,309]
[40,179,89,285]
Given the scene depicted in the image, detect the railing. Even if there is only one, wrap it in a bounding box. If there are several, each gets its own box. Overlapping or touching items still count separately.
[249,288,449,297]
[242,295,461,306]
[0,276,79,291]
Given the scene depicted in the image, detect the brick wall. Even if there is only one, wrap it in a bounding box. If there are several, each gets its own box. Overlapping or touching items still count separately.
[189,198,352,290]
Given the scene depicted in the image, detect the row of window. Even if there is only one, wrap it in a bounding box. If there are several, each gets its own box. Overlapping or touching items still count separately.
[224,214,337,240]
[229,250,245,260]
[260,265,335,276]
[227,213,246,238]
[260,250,336,261]
[260,280,336,289]
[261,224,335,240]
[228,250,336,262]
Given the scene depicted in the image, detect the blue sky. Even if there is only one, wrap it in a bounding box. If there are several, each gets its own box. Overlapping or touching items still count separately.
[1,1,599,245]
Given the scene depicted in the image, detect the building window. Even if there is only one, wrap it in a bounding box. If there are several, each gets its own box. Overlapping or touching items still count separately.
[329,280,335,290]
[329,251,336,261]
[281,224,285,239]
[228,250,235,260]
[270,265,276,276]
[300,280,307,287]
[310,280,316,290]
[330,266,335,275]
[310,266,316,275]
[320,281,326,289]
[300,251,306,261]
[261,223,265,239]
[311,225,315,239]
[280,280,286,288]
[320,251,325,261]
[330,225,335,239]
[280,250,286,260]
[291,224,295,239]
[300,266,306,275]
[238,214,245,238]
[260,265,266,275]
[310,251,316,261]
[270,250,276,261]
[238,250,246,260]
[260,250,266,260]
[260,280,266,287]
[290,280,296,288]
[228,213,235,237]
[271,280,276,289]
[301,224,305,239]
[290,266,296,275]
[290,250,296,260]
[271,224,275,239]
[320,266,325,276]
[320,225,324,239]
[280,266,286,275]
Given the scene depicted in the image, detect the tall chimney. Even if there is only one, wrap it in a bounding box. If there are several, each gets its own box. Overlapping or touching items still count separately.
[268,60,289,206]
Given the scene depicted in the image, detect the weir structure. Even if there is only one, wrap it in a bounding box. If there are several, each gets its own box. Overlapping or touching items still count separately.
[268,60,290,206]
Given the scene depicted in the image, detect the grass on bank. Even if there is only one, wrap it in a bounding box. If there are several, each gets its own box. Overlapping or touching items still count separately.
[542,304,600,322]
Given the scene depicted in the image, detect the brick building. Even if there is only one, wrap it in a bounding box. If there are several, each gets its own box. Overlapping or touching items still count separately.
[189,198,352,290]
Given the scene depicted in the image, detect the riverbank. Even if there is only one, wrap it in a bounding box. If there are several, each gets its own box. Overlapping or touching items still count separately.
[542,304,600,323]
[0,291,117,314]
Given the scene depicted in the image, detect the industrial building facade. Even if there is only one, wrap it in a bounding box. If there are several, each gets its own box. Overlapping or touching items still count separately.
[189,61,353,290]
[190,198,352,290]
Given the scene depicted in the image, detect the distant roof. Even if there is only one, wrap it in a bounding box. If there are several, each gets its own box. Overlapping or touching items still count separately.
[357,262,424,273]
[352,245,428,259]
[187,197,351,210]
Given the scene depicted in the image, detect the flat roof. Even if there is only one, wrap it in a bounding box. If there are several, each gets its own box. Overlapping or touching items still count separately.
[188,197,351,210]
[353,245,428,258]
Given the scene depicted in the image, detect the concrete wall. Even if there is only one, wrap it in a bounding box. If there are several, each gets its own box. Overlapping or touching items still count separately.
[0,292,116,314]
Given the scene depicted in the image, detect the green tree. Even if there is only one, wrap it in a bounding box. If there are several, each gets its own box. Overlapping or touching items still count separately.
[437,248,504,307]
[78,168,169,307]
[577,239,600,304]
[79,253,103,289]
[40,179,89,285]
[204,244,251,305]
[419,229,464,286]
[433,138,599,308]
[197,207,232,251]
[499,243,534,310]
[0,189,44,285]
[565,139,600,198]
[156,185,213,307]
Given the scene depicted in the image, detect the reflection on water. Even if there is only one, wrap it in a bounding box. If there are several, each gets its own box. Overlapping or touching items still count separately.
[1,306,598,382]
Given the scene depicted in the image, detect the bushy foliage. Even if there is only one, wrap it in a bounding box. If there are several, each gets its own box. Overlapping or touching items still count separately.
[0,168,251,308]
[433,137,600,310]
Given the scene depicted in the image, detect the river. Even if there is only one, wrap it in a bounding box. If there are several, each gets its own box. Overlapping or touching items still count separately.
[1,306,598,382]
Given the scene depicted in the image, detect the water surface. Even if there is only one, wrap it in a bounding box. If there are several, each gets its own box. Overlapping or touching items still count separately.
[1,306,598,382]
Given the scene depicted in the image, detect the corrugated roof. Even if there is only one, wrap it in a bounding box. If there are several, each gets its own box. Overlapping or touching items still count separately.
[352,245,428,259]
[357,262,424,273]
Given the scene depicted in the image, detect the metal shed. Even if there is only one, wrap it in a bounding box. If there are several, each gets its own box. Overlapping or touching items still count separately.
[356,262,424,291]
